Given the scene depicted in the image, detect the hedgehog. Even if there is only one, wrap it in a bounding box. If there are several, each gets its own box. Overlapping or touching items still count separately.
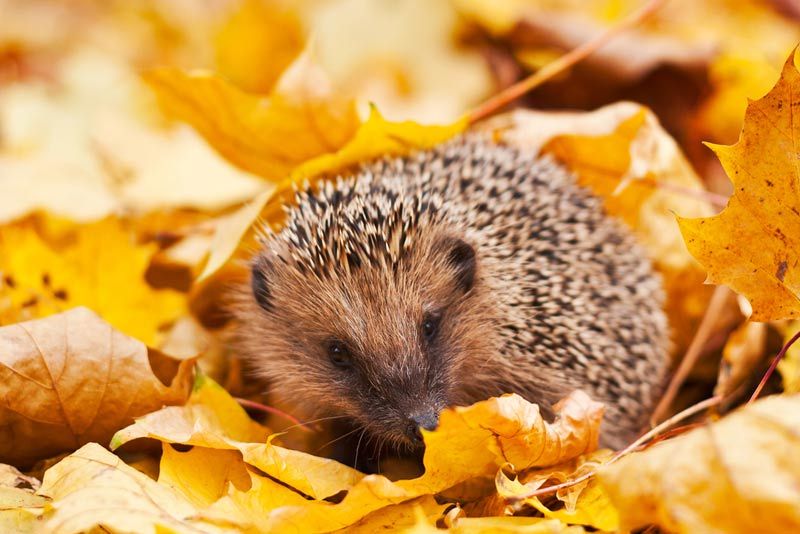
[233,136,669,456]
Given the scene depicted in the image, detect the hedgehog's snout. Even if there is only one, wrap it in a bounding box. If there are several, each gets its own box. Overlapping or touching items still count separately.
[406,410,440,444]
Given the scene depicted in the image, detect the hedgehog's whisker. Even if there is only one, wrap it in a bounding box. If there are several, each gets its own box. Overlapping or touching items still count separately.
[280,414,351,433]
[314,423,366,453]
[353,427,368,469]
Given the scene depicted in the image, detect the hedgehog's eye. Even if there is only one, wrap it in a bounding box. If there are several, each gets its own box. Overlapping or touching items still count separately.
[327,340,353,369]
[422,313,440,341]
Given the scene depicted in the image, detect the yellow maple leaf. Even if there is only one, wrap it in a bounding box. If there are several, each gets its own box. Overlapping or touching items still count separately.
[678,49,800,322]
[0,307,194,467]
[599,394,800,533]
[111,372,367,500]
[0,216,186,346]
[144,50,361,181]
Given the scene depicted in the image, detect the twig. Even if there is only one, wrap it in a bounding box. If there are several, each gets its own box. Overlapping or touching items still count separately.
[748,329,800,403]
[467,0,668,124]
[507,395,722,502]
[651,180,728,209]
[235,397,312,432]
[651,285,730,425]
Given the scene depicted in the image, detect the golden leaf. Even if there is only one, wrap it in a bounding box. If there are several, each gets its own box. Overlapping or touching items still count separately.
[412,508,586,534]
[158,445,252,509]
[144,51,360,181]
[599,394,800,533]
[112,372,366,500]
[291,105,468,182]
[678,49,800,322]
[496,450,618,531]
[0,216,186,346]
[114,377,603,532]
[38,443,243,534]
[0,307,193,466]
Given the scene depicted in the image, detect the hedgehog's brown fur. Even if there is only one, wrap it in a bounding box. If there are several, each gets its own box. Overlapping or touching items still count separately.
[233,137,669,453]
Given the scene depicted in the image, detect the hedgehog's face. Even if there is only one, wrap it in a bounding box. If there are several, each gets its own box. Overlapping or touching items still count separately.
[244,231,487,451]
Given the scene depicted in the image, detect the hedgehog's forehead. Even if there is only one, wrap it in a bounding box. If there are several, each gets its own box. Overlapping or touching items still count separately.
[275,176,445,277]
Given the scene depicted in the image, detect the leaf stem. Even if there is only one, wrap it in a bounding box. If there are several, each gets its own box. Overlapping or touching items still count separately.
[748,328,800,403]
[651,285,730,424]
[467,0,668,124]
[650,180,728,209]
[235,397,312,432]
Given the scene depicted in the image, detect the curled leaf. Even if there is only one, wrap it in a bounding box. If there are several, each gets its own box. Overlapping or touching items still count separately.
[114,379,603,532]
[599,394,800,533]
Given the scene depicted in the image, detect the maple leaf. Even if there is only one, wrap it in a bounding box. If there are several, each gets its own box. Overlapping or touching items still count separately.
[144,49,361,181]
[678,48,800,321]
[599,394,800,533]
[0,307,194,466]
[0,216,186,346]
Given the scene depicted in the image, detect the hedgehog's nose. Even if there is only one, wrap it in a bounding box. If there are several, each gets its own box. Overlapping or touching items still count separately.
[407,411,439,443]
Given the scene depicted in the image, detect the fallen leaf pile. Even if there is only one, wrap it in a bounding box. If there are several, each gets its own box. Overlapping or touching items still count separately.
[3,1,800,532]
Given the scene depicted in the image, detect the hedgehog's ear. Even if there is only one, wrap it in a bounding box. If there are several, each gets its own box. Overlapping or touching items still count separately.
[251,255,273,311]
[439,237,477,293]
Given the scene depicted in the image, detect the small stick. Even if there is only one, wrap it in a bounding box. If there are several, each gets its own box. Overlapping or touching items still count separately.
[651,180,728,209]
[748,329,800,403]
[235,397,312,432]
[507,395,722,502]
[467,0,668,124]
[651,285,730,425]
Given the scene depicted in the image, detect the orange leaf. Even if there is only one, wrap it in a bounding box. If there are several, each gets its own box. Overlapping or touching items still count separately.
[678,48,800,321]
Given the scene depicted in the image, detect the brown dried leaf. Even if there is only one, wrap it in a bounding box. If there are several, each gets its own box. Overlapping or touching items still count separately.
[0,307,194,466]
